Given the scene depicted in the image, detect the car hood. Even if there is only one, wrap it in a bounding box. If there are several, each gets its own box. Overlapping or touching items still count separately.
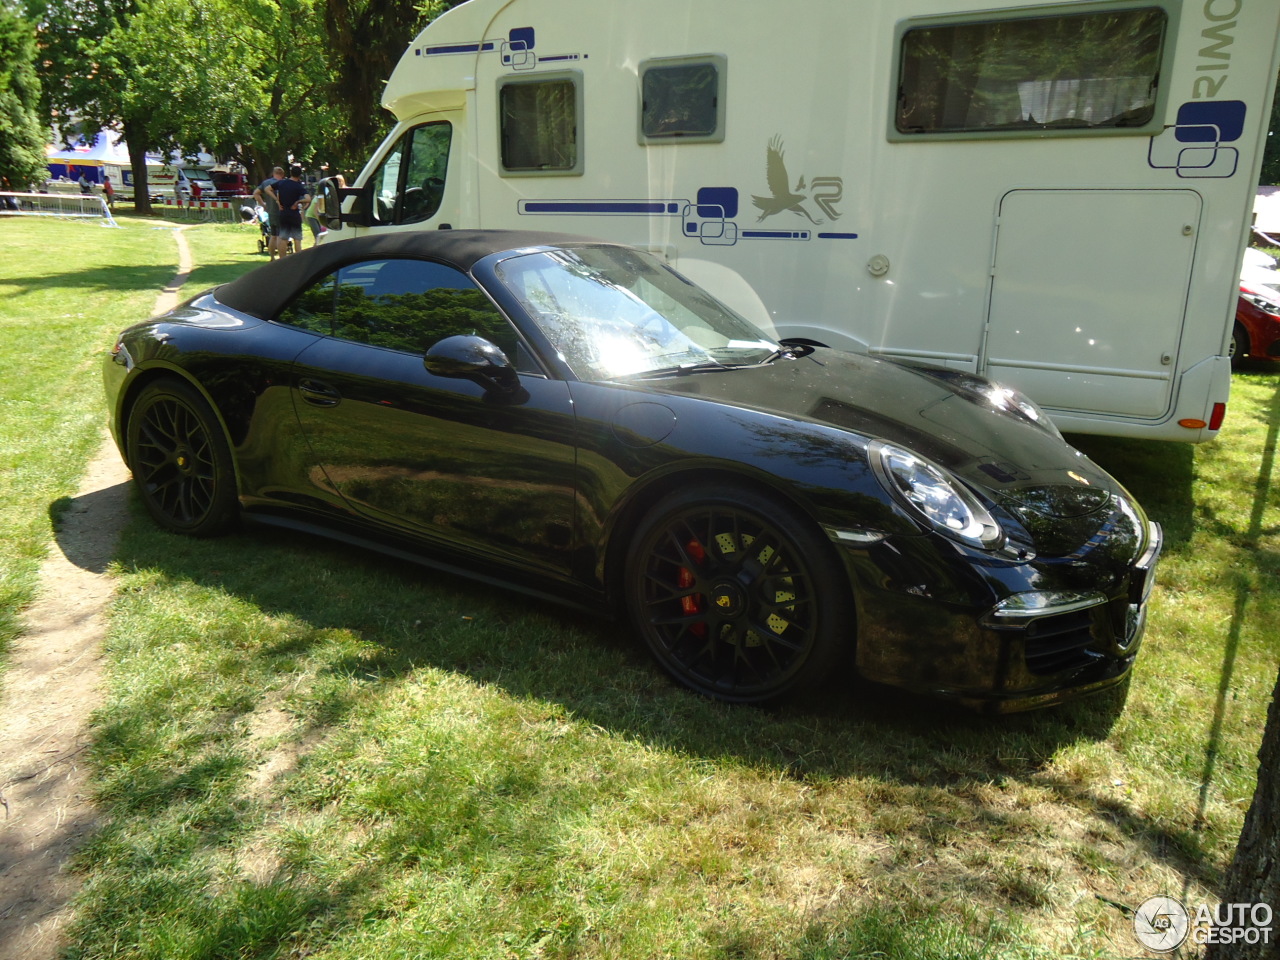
[633,350,1122,522]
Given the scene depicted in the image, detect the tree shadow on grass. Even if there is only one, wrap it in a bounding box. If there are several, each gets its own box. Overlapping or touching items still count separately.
[4,264,177,298]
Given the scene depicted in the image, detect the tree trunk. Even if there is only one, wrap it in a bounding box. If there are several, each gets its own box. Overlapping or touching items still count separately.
[1205,664,1280,960]
[123,117,151,215]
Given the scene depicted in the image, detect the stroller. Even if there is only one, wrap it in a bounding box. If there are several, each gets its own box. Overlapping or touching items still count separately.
[247,203,275,256]
[241,203,288,255]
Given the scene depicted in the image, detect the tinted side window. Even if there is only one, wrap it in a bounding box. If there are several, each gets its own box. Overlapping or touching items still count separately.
[895,6,1167,138]
[401,124,452,224]
[367,121,452,225]
[640,56,726,143]
[277,274,336,334]
[329,258,520,358]
[499,75,581,173]
[368,137,405,226]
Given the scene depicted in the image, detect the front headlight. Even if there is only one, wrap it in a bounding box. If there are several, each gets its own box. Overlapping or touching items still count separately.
[870,441,1004,549]
[1242,290,1280,317]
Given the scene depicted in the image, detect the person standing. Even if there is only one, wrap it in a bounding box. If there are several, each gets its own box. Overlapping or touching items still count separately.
[254,165,285,259]
[102,175,115,208]
[269,166,310,258]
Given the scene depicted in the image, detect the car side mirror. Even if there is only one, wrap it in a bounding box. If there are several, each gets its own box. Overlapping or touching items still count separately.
[424,335,526,401]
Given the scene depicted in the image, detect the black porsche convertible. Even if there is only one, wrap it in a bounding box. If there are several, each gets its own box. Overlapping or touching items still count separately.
[104,230,1161,710]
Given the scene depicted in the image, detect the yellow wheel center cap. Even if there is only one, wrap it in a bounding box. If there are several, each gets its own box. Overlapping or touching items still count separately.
[177,455,187,468]
[711,581,745,618]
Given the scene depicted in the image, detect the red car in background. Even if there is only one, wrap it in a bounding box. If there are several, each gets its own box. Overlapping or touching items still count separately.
[1234,249,1280,366]
[210,171,248,198]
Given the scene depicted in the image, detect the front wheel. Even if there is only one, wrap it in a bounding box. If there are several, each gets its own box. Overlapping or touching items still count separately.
[624,484,853,703]
[125,379,239,537]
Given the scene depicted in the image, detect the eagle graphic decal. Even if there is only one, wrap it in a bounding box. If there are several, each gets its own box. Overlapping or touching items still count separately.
[751,135,824,224]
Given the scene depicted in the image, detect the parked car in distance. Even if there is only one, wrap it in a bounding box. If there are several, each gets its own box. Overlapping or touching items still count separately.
[103,231,1162,711]
[1234,247,1280,365]
[210,170,248,197]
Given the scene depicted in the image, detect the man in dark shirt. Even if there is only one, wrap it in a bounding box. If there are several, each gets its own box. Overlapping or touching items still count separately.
[269,166,310,258]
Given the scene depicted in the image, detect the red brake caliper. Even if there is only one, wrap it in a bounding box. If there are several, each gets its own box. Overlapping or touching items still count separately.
[679,539,707,637]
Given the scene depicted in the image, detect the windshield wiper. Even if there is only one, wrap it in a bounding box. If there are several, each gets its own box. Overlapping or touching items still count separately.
[625,359,739,378]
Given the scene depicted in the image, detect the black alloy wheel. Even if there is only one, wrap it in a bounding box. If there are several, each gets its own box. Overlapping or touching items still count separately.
[625,485,851,703]
[125,379,238,537]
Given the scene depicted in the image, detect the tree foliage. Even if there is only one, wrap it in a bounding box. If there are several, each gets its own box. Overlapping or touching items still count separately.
[229,0,344,181]
[1261,68,1280,185]
[0,2,46,189]
[321,0,443,171]
[26,0,344,204]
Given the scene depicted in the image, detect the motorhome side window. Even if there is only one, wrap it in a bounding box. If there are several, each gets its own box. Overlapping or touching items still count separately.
[368,122,452,224]
[895,6,1168,138]
[499,75,581,174]
[639,56,727,143]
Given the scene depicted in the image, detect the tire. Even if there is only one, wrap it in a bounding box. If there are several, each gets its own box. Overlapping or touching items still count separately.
[624,484,852,703]
[1230,322,1249,368]
[125,379,239,537]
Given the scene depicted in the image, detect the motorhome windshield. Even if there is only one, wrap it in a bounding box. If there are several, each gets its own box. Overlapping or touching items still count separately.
[494,246,779,380]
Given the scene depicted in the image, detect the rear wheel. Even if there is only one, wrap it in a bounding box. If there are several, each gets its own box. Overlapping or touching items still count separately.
[624,485,852,703]
[125,379,238,536]
[1230,322,1249,367]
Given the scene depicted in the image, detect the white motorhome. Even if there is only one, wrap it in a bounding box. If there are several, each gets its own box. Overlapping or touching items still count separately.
[322,0,1280,441]
[103,163,215,202]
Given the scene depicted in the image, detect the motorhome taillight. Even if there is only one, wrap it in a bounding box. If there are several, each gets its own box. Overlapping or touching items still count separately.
[1178,404,1226,432]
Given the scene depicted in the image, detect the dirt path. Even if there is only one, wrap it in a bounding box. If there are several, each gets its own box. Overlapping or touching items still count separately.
[0,226,193,959]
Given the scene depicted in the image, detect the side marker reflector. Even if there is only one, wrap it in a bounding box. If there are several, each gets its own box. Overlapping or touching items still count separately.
[1209,402,1226,430]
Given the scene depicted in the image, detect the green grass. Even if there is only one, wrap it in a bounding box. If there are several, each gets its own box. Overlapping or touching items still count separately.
[0,216,176,658]
[0,219,262,662]
[1,216,1277,958]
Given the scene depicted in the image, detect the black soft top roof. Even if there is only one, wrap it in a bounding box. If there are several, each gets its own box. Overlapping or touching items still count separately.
[213,229,594,320]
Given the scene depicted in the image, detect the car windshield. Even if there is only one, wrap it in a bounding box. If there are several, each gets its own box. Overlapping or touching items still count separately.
[493,245,780,380]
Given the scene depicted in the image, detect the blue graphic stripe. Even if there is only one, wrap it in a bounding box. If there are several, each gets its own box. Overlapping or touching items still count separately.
[742,230,810,240]
[421,41,496,55]
[521,200,682,215]
[818,232,859,239]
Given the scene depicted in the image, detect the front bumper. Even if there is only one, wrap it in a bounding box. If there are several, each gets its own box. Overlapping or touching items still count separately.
[842,520,1163,712]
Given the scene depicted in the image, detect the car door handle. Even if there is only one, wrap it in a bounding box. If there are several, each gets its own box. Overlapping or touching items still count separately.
[299,378,341,406]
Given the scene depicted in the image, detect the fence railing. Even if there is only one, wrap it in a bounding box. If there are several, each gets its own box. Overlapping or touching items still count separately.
[1,191,119,227]
[151,196,254,224]
[2,191,259,225]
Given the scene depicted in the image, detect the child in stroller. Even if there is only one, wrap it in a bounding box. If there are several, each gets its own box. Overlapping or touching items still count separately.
[241,203,295,255]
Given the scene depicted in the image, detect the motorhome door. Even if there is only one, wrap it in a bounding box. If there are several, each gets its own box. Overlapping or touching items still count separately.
[982,188,1200,420]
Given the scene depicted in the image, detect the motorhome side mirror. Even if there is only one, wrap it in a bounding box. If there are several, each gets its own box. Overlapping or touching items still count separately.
[318,177,343,230]
[424,335,523,398]
[317,176,372,229]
